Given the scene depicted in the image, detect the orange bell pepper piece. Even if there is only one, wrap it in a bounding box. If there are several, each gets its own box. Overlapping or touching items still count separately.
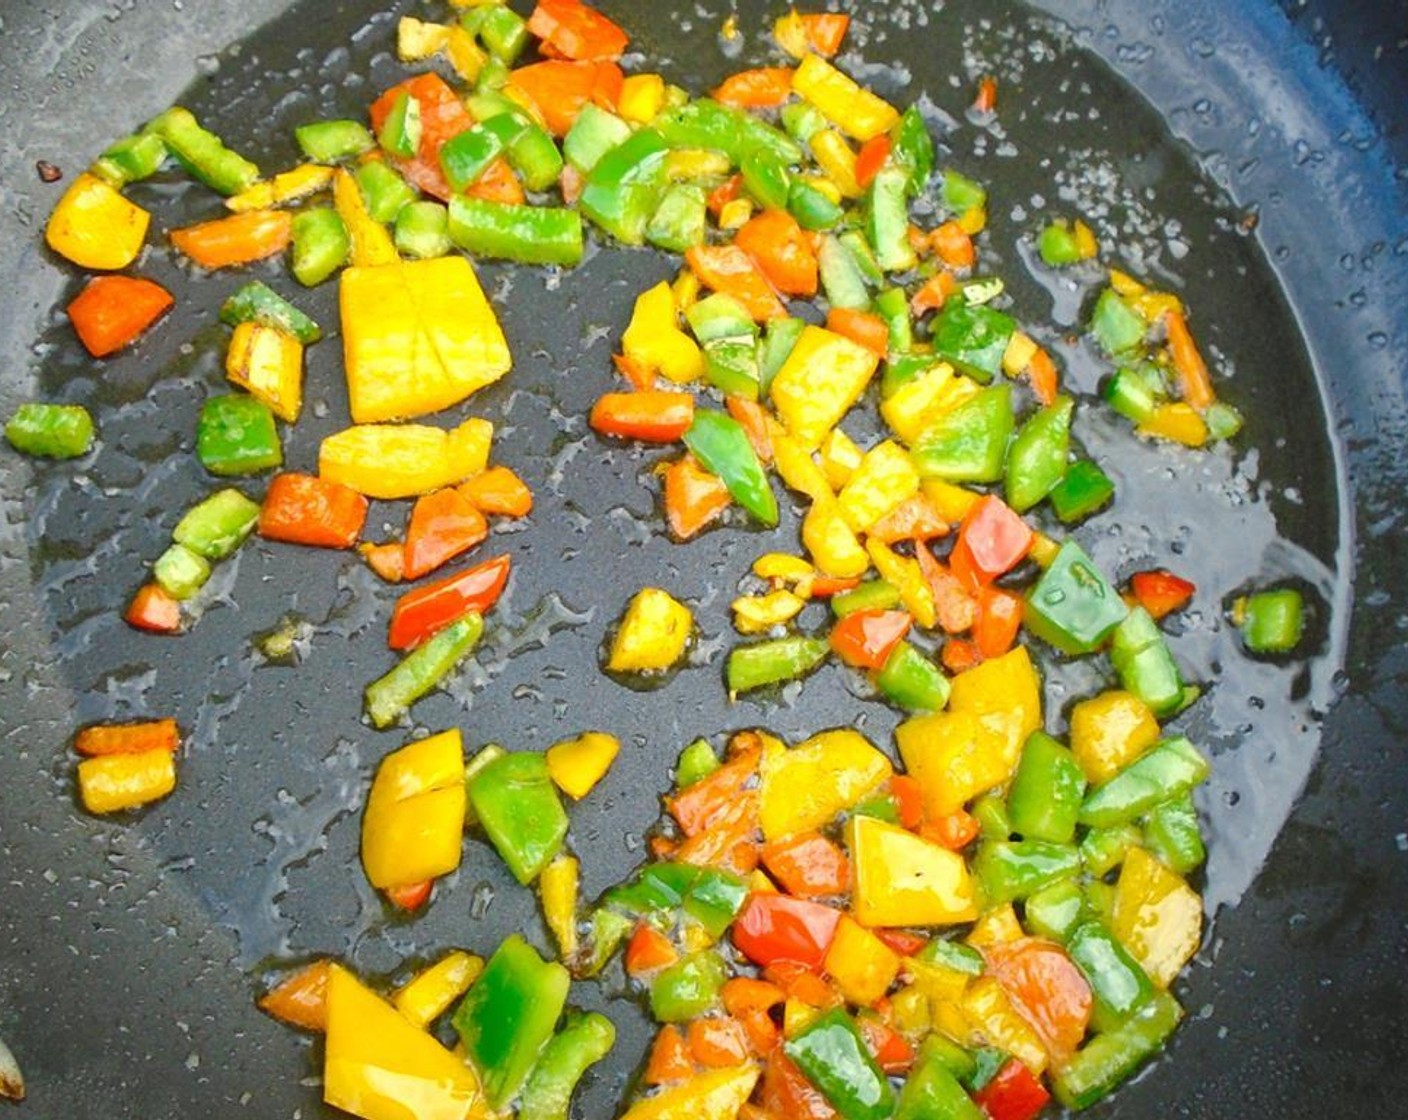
[973,586,1024,660]
[889,775,924,831]
[734,209,818,298]
[467,157,526,206]
[825,307,890,358]
[459,466,533,518]
[361,542,406,583]
[915,541,978,633]
[801,12,850,56]
[713,67,795,108]
[663,455,732,540]
[625,922,680,977]
[1128,569,1196,621]
[385,879,434,911]
[171,210,291,269]
[930,220,976,270]
[591,391,695,442]
[644,1025,696,1086]
[258,473,369,549]
[983,938,1093,1061]
[911,270,958,316]
[387,554,512,651]
[922,809,981,851]
[1026,346,1059,406]
[761,832,851,898]
[855,135,891,190]
[67,276,173,358]
[258,960,332,1033]
[403,488,489,581]
[688,1017,751,1068]
[125,584,182,634]
[527,0,630,61]
[869,494,949,544]
[508,60,624,136]
[686,244,787,321]
[74,719,179,758]
[668,747,760,837]
[1163,308,1216,410]
[725,396,774,464]
[973,75,999,114]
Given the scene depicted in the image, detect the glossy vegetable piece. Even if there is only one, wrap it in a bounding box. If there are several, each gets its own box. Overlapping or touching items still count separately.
[320,419,492,499]
[402,489,487,581]
[452,935,569,1111]
[592,392,695,442]
[1052,991,1183,1109]
[146,106,260,195]
[876,643,951,713]
[171,210,291,269]
[1068,691,1160,785]
[1142,792,1206,875]
[785,1007,895,1120]
[617,1065,760,1120]
[727,636,829,694]
[4,404,94,459]
[393,951,483,1030]
[1005,397,1073,512]
[623,282,704,384]
[1110,847,1203,987]
[823,916,901,1006]
[540,855,580,960]
[971,1060,1050,1120]
[518,1012,616,1120]
[1109,606,1185,715]
[468,752,569,884]
[364,614,484,729]
[650,951,728,1022]
[67,276,172,357]
[895,1047,984,1120]
[388,554,510,650]
[911,384,1014,483]
[1048,460,1115,524]
[197,394,281,476]
[1006,732,1087,844]
[829,609,912,670]
[950,495,1032,585]
[45,172,150,269]
[972,840,1080,905]
[580,128,669,245]
[259,960,331,1033]
[608,587,693,672]
[758,729,892,841]
[1024,540,1128,655]
[792,54,899,141]
[1079,737,1209,828]
[361,730,466,892]
[848,815,978,926]
[733,894,841,970]
[219,281,320,343]
[770,326,880,451]
[1066,921,1157,1033]
[1235,587,1305,654]
[258,473,368,549]
[290,207,350,286]
[546,731,620,799]
[225,321,304,422]
[684,410,778,526]
[76,750,176,814]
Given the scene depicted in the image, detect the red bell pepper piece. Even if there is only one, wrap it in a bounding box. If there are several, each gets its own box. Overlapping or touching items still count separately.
[713,67,795,108]
[663,455,731,540]
[385,879,433,911]
[460,466,533,519]
[387,554,512,651]
[972,75,999,116]
[829,609,913,669]
[722,977,785,1016]
[732,893,842,970]
[950,495,1033,587]
[686,244,787,321]
[761,833,850,898]
[369,73,475,201]
[855,135,892,191]
[807,576,863,598]
[759,1048,839,1120]
[403,488,489,581]
[874,929,928,957]
[972,1059,1051,1120]
[1129,568,1195,620]
[973,586,1024,660]
[468,156,527,206]
[125,583,182,634]
[707,174,743,217]
[725,396,774,464]
[590,391,695,442]
[825,307,890,358]
[801,12,850,56]
[508,60,624,136]
[67,276,173,358]
[527,0,629,61]
[734,208,818,298]
[668,747,760,837]
[911,270,959,316]
[858,1016,915,1074]
[258,473,368,549]
[942,637,982,674]
[74,719,179,758]
[625,922,679,977]
[982,940,1092,1063]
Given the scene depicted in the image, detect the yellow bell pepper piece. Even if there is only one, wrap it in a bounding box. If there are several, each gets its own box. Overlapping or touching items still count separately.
[752,552,815,584]
[773,434,834,503]
[793,54,900,142]
[957,206,988,235]
[224,181,276,213]
[620,73,667,124]
[361,730,466,891]
[342,257,512,424]
[45,172,150,270]
[320,418,492,499]
[841,440,922,533]
[333,167,398,267]
[759,729,891,841]
[810,130,863,198]
[962,977,1048,1076]
[608,588,694,672]
[784,998,822,1038]
[798,173,844,205]
[539,853,581,959]
[617,1065,760,1120]
[226,164,334,213]
[848,814,978,927]
[445,26,486,83]
[226,322,304,422]
[881,363,979,446]
[1111,847,1203,988]
[1074,219,1099,260]
[1001,332,1039,379]
[393,951,484,1030]
[890,985,931,1038]
[681,921,715,953]
[666,150,733,182]
[966,903,1024,948]
[749,869,778,894]
[1109,268,1147,298]
[866,539,935,629]
[921,479,980,523]
[1068,691,1160,785]
[546,732,621,800]
[398,16,451,61]
[803,498,870,579]
[731,589,807,634]
[671,267,702,310]
[325,965,488,1120]
[717,197,754,231]
[824,916,901,1006]
[948,646,1043,766]
[623,282,705,385]
[77,749,175,815]
[773,9,809,58]
[770,325,879,451]
[1138,402,1208,448]
[904,958,973,1043]
[1029,531,1060,568]
[897,712,1006,820]
[819,428,864,491]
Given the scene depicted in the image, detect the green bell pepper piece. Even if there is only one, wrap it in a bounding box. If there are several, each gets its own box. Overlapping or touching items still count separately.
[896,1049,985,1120]
[682,869,750,938]
[1038,222,1082,267]
[1053,990,1183,1109]
[92,132,168,186]
[469,752,569,885]
[219,281,321,343]
[152,543,210,601]
[918,938,984,976]
[972,839,1081,905]
[788,179,844,230]
[505,121,564,192]
[882,352,943,398]
[1079,737,1209,828]
[646,184,708,253]
[172,489,259,560]
[517,1012,615,1120]
[868,166,919,273]
[462,743,506,828]
[741,147,791,211]
[394,200,451,260]
[833,580,903,618]
[892,106,935,195]
[874,287,914,353]
[1005,396,1073,513]
[676,739,720,788]
[759,316,807,396]
[1083,880,1117,927]
[579,908,633,977]
[453,934,571,1111]
[1023,540,1128,655]
[1143,792,1206,875]
[1023,878,1085,943]
[1091,289,1147,355]
[1048,460,1115,523]
[196,395,281,477]
[911,383,1014,482]
[930,304,1016,383]
[563,104,632,174]
[876,642,951,713]
[364,613,484,729]
[686,294,757,344]
[354,160,416,223]
[840,231,885,289]
[683,410,777,526]
[1079,823,1141,878]
[376,90,421,159]
[914,1034,978,1085]
[965,1049,1008,1093]
[1205,400,1244,441]
[656,99,803,166]
[819,234,872,310]
[448,197,584,266]
[785,1008,895,1120]
[852,793,901,824]
[1066,921,1158,1034]
[440,122,509,193]
[295,119,374,163]
[727,636,829,694]
[703,340,761,399]
[1007,731,1087,844]
[1236,588,1304,654]
[972,794,1012,842]
[941,168,987,215]
[580,128,670,245]
[605,863,747,938]
[290,207,349,287]
[1101,366,1162,424]
[650,951,727,1023]
[781,100,827,144]
[146,107,259,195]
[478,3,529,62]
[476,55,511,93]
[4,403,93,459]
[1109,606,1184,715]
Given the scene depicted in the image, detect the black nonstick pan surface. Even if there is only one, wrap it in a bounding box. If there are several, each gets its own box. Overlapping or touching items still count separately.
[0,1,1405,1117]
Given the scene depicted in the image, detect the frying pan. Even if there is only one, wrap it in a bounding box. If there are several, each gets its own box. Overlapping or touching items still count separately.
[0,1,1404,1116]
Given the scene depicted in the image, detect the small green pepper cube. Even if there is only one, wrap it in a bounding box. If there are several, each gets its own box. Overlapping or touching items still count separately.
[741,147,791,211]
[477,4,529,63]
[1236,588,1304,654]
[1091,288,1147,355]
[152,543,211,601]
[354,160,416,223]
[818,234,871,309]
[219,281,321,343]
[1039,221,1083,267]
[1049,459,1115,523]
[1052,991,1183,1109]
[727,637,829,694]
[172,488,260,560]
[506,121,564,192]
[1079,823,1141,878]
[440,124,508,193]
[290,207,350,287]
[703,340,761,400]
[646,184,709,253]
[563,103,631,174]
[93,132,168,186]
[650,951,727,1023]
[1142,792,1206,875]
[468,751,569,885]
[911,383,1014,483]
[394,200,451,260]
[1078,737,1209,829]
[1007,731,1087,844]
[785,1008,895,1120]
[1102,367,1162,424]
[789,179,844,231]
[1024,540,1128,655]
[875,642,950,713]
[941,168,987,215]
[896,1049,985,1120]
[1005,396,1074,513]
[295,119,374,163]
[1066,920,1157,1034]
[4,403,94,459]
[892,106,935,194]
[196,395,281,477]
[759,316,807,396]
[930,303,1016,383]
[675,738,720,788]
[917,937,984,976]
[1023,878,1086,943]
[686,293,758,344]
[972,839,1081,905]
[781,100,827,144]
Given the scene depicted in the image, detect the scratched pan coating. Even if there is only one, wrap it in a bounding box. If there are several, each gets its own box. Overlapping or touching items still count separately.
[0,1,1405,1117]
